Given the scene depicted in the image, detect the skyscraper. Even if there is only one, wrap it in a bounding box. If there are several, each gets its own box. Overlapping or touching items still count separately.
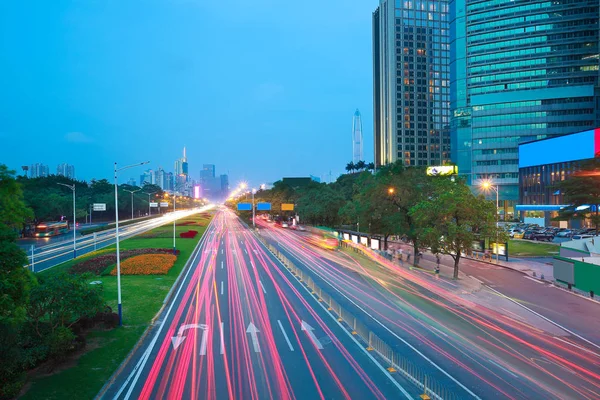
[450,0,600,202]
[352,109,364,163]
[174,147,189,193]
[373,1,451,168]
[56,163,75,179]
[140,169,154,186]
[29,163,49,178]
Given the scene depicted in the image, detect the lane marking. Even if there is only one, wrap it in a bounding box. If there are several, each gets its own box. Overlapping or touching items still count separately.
[259,280,267,294]
[488,359,518,378]
[554,336,600,358]
[220,281,224,296]
[220,322,225,354]
[301,320,323,349]
[468,275,483,284]
[221,248,223,255]
[221,261,224,269]
[199,326,209,355]
[486,285,600,351]
[278,320,295,351]
[244,248,248,254]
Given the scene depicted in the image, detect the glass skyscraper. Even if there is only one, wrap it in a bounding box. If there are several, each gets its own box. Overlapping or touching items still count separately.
[373,0,451,168]
[450,0,600,204]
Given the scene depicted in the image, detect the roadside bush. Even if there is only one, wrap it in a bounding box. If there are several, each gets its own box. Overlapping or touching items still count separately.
[47,326,76,365]
[0,322,25,400]
[70,248,180,275]
[109,254,177,275]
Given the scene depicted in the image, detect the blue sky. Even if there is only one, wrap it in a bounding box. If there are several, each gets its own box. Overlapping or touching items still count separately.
[0,0,375,187]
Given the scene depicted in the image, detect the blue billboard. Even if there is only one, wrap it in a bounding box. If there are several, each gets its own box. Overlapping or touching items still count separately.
[519,129,597,168]
[256,203,272,211]
[237,203,252,211]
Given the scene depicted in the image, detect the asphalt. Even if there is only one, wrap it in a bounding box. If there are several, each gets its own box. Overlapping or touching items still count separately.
[101,210,418,400]
[257,224,600,400]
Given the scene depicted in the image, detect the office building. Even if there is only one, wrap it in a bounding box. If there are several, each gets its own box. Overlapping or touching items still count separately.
[352,109,364,163]
[373,0,451,168]
[56,163,75,179]
[29,163,49,178]
[201,164,216,180]
[140,169,154,186]
[174,147,189,177]
[126,178,137,187]
[518,128,600,227]
[450,0,600,203]
[165,172,174,192]
[220,174,229,194]
[154,167,167,190]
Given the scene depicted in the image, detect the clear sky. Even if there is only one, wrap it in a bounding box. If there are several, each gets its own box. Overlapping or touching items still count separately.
[0,0,375,187]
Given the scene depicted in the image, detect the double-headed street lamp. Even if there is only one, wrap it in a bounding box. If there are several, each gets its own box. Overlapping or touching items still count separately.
[481,180,500,263]
[165,193,178,255]
[123,188,141,220]
[142,191,156,216]
[57,183,77,259]
[114,161,149,326]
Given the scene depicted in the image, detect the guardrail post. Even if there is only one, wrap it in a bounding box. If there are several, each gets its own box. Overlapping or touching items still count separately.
[352,317,357,335]
[367,332,374,350]
[30,245,35,272]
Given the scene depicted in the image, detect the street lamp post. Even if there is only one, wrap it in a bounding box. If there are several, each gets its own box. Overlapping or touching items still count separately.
[482,181,500,264]
[252,188,256,229]
[142,191,156,216]
[123,188,141,220]
[57,183,76,259]
[173,195,177,254]
[114,161,149,326]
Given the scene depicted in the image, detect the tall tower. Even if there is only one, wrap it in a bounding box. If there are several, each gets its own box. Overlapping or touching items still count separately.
[352,109,364,163]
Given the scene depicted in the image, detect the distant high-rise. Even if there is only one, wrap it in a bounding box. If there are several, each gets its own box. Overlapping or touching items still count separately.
[30,163,49,178]
[165,172,174,191]
[352,109,364,163]
[201,164,216,180]
[373,1,451,168]
[154,167,167,190]
[127,178,137,187]
[174,147,189,178]
[56,163,75,179]
[140,169,154,186]
[220,174,229,194]
[450,0,600,202]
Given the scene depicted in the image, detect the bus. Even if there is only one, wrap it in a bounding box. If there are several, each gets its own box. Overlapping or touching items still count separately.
[34,221,70,237]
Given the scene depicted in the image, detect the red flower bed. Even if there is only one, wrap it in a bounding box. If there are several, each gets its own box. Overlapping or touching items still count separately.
[179,230,198,239]
[178,221,197,226]
[70,248,180,275]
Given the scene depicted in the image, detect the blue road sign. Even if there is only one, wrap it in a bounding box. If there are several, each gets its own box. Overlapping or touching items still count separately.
[256,203,272,211]
[237,203,252,211]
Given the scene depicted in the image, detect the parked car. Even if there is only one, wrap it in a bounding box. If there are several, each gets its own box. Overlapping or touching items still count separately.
[531,231,555,242]
[513,230,525,239]
[523,230,538,240]
[555,230,572,238]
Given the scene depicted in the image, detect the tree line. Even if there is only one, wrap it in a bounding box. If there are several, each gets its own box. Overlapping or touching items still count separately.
[235,160,504,279]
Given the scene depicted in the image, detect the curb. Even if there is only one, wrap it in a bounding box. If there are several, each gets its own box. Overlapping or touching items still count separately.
[94,216,213,400]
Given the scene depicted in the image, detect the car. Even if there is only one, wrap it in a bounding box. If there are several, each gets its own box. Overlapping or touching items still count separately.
[513,231,525,239]
[555,230,572,238]
[523,230,537,240]
[531,231,554,242]
[282,222,289,228]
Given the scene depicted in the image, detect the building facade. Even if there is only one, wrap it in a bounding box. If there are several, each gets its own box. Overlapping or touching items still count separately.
[450,0,600,202]
[56,163,75,179]
[518,128,600,226]
[29,163,49,178]
[373,0,451,168]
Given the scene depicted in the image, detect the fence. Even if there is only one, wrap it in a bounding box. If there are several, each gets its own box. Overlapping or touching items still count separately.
[255,233,461,400]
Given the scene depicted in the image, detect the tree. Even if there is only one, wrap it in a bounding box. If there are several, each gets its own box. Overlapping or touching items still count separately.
[410,178,502,279]
[553,158,600,231]
[345,162,355,173]
[355,160,366,171]
[367,162,375,171]
[0,165,33,229]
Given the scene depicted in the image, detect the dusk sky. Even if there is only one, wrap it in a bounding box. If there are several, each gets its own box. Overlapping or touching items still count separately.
[0,1,375,187]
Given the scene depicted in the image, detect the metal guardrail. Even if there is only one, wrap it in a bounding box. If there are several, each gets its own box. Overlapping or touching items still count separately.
[255,233,460,400]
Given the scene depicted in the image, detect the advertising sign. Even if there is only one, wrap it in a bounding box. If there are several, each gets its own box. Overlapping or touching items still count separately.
[160,202,169,207]
[370,238,380,250]
[360,236,368,246]
[92,203,106,211]
[150,202,159,208]
[343,233,350,241]
[237,203,252,211]
[491,242,507,257]
[256,203,272,211]
[194,185,201,199]
[351,235,359,244]
[426,165,458,176]
[281,203,295,211]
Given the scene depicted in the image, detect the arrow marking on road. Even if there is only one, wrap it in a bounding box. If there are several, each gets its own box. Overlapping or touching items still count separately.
[246,322,261,353]
[171,324,209,350]
[277,320,294,351]
[301,321,323,349]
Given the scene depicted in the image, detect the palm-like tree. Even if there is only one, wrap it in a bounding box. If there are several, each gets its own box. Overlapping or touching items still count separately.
[355,160,366,171]
[367,162,375,171]
[345,162,355,173]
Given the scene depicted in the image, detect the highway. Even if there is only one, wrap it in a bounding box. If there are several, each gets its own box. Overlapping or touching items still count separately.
[256,221,600,400]
[23,207,213,273]
[101,210,416,399]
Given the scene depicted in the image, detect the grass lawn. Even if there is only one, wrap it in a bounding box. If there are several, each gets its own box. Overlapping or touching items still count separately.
[19,212,213,400]
[508,239,559,257]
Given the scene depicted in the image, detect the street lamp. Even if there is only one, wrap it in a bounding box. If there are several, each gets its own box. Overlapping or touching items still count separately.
[57,183,76,259]
[388,187,395,195]
[114,161,149,326]
[481,180,500,263]
[142,191,156,216]
[252,188,257,229]
[123,188,141,220]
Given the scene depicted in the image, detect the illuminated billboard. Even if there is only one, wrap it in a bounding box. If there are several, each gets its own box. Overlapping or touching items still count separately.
[194,185,201,199]
[237,203,252,211]
[426,165,458,176]
[281,203,295,211]
[519,128,600,168]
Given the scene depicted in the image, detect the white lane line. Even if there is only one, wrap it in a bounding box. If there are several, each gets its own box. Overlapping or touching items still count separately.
[220,281,224,296]
[221,261,224,269]
[486,285,600,351]
[199,327,209,355]
[478,276,494,284]
[244,249,248,254]
[554,336,600,358]
[277,320,295,351]
[259,280,267,294]
[488,359,518,378]
[221,249,223,255]
[468,275,484,284]
[220,322,225,354]
[524,276,545,284]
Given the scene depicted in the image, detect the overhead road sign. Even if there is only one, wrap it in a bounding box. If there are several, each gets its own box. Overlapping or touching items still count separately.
[93,203,106,211]
[150,202,159,208]
[257,203,272,211]
[281,203,295,211]
[237,203,252,211]
[426,165,458,176]
[160,202,169,207]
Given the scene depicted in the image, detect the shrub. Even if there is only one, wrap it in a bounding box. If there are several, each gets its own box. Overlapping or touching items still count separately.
[47,326,76,365]
[109,254,177,276]
[0,322,25,400]
[69,248,180,275]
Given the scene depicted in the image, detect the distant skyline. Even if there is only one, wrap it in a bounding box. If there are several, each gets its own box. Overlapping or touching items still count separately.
[0,1,376,186]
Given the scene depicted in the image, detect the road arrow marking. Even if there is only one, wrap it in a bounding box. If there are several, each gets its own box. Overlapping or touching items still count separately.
[171,324,209,350]
[246,322,261,353]
[301,320,323,349]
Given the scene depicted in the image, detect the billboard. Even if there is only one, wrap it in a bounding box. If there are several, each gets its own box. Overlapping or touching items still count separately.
[194,185,201,199]
[237,203,252,211]
[370,238,380,250]
[93,203,106,211]
[281,203,295,211]
[360,236,368,246]
[150,202,159,208]
[519,128,600,168]
[160,202,169,207]
[426,165,458,176]
[256,203,272,211]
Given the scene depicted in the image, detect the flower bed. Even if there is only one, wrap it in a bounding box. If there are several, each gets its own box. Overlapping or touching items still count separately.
[109,254,177,275]
[70,248,180,275]
[179,230,198,239]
